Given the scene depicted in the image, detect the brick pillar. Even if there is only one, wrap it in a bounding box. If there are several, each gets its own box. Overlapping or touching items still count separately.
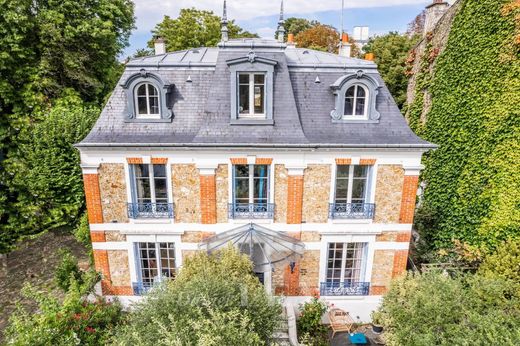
[200,174,217,224]
[399,175,419,223]
[286,175,304,224]
[392,250,409,278]
[83,173,103,224]
[93,249,111,295]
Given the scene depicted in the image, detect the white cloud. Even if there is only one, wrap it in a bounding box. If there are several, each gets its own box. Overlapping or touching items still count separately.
[133,0,428,33]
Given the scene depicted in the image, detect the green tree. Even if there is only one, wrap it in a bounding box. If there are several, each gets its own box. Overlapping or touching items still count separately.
[150,8,258,52]
[294,24,339,53]
[113,246,281,345]
[364,32,419,109]
[279,17,319,41]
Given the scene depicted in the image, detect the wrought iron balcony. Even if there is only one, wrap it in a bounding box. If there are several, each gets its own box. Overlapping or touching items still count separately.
[127,202,174,219]
[228,203,275,219]
[329,203,375,220]
[320,282,370,296]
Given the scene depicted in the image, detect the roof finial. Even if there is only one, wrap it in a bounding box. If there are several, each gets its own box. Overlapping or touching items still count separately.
[221,0,229,42]
[277,0,285,43]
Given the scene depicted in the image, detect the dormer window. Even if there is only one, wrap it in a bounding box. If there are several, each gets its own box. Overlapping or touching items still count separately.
[344,85,368,118]
[238,73,266,118]
[136,83,160,118]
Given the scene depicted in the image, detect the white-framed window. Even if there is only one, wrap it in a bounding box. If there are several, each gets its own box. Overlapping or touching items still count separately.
[335,165,371,205]
[233,164,270,205]
[343,84,368,118]
[326,242,367,283]
[136,242,176,285]
[130,164,168,205]
[238,73,266,118]
[135,82,160,118]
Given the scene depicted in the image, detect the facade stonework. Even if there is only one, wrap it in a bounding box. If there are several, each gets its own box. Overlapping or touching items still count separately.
[300,231,321,242]
[98,164,128,223]
[274,165,288,223]
[108,250,131,287]
[216,164,229,223]
[105,232,126,242]
[302,165,331,223]
[370,250,395,288]
[200,174,217,224]
[298,250,320,296]
[374,165,404,223]
[83,174,103,224]
[172,164,201,223]
[287,175,304,224]
[399,175,420,223]
[181,231,216,243]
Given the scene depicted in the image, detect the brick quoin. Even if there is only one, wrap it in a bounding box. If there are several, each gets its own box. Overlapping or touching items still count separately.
[286,175,304,224]
[283,263,300,296]
[151,157,168,165]
[93,250,133,296]
[392,250,409,278]
[200,175,217,224]
[90,231,106,242]
[399,175,420,223]
[370,286,388,295]
[83,174,103,224]
[359,158,377,165]
[126,157,143,164]
[335,158,352,165]
[396,231,412,243]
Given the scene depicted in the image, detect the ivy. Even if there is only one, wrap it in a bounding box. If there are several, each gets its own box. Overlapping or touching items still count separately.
[407,0,520,254]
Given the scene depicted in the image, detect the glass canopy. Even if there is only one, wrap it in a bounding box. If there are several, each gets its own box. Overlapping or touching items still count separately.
[198,223,305,272]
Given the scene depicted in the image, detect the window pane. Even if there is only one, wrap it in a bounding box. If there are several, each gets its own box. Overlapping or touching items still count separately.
[254,165,269,178]
[355,97,366,116]
[346,86,355,97]
[351,179,367,201]
[336,166,350,178]
[254,74,265,84]
[234,179,249,202]
[154,178,167,200]
[235,165,249,178]
[354,165,369,178]
[356,86,366,98]
[134,164,149,178]
[239,75,250,114]
[239,74,249,84]
[254,85,264,114]
[136,178,151,201]
[148,84,158,96]
[254,178,268,201]
[335,179,349,201]
[344,97,354,116]
[138,96,148,115]
[149,96,160,115]
[153,165,166,178]
[137,84,147,96]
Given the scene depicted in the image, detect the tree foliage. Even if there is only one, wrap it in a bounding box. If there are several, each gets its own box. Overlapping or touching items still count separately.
[407,0,520,253]
[364,32,419,109]
[294,24,360,57]
[149,8,258,52]
[279,17,319,41]
[113,246,281,345]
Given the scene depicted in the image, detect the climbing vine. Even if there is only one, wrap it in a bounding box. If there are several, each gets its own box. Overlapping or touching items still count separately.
[407,0,520,254]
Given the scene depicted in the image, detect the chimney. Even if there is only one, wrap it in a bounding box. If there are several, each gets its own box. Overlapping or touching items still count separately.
[287,33,296,48]
[365,53,375,61]
[339,33,351,58]
[424,0,450,35]
[154,37,166,55]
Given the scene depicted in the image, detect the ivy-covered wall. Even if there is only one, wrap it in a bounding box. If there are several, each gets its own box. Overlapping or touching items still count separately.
[406,0,520,252]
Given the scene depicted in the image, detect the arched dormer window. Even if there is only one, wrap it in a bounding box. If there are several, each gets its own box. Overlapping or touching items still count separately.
[135,82,160,118]
[344,84,368,118]
[121,69,174,123]
[330,71,381,123]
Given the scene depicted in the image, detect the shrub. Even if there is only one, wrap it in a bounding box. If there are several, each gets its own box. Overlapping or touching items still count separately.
[112,246,281,345]
[479,239,520,287]
[55,249,84,292]
[73,212,92,251]
[297,297,328,346]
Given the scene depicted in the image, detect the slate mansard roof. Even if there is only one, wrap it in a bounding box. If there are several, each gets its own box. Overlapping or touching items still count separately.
[78,39,435,149]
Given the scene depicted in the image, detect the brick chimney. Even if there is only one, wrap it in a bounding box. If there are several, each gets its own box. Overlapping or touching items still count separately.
[424,0,450,35]
[154,37,166,55]
[287,33,296,48]
[339,33,352,58]
[365,53,375,61]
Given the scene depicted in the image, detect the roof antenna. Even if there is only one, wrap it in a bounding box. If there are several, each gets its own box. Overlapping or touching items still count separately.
[276,0,285,43]
[221,0,229,42]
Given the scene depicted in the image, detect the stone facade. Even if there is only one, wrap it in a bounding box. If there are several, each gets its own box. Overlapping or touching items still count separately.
[301,231,321,242]
[107,250,131,287]
[216,164,229,223]
[298,250,320,296]
[172,164,201,223]
[105,232,126,242]
[98,164,128,223]
[374,165,404,223]
[302,165,331,223]
[370,250,395,288]
[181,231,216,243]
[274,165,288,223]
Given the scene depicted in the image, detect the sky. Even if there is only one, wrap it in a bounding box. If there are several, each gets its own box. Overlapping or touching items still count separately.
[124,0,436,57]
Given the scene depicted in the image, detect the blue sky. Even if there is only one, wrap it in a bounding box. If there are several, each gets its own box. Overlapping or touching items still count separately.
[124,0,434,57]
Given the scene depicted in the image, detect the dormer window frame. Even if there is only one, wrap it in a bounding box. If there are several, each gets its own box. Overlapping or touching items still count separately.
[121,69,174,123]
[134,82,161,119]
[330,71,381,124]
[227,53,277,125]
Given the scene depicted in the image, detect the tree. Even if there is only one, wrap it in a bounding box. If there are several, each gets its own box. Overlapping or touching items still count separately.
[294,24,339,53]
[150,8,258,52]
[113,247,281,345]
[279,17,319,41]
[363,32,419,109]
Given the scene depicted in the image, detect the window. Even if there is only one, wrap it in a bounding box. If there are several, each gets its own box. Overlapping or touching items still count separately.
[238,73,266,118]
[326,242,367,284]
[344,85,367,117]
[230,164,273,219]
[135,83,160,118]
[136,242,176,286]
[129,164,172,218]
[331,165,375,219]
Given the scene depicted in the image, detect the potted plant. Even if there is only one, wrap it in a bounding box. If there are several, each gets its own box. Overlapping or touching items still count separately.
[371,310,384,334]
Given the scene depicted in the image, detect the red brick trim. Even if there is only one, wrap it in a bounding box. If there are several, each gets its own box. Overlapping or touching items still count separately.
[283,263,300,296]
[126,157,143,164]
[399,175,420,223]
[256,158,273,165]
[93,249,133,296]
[90,231,106,243]
[200,175,217,224]
[396,231,412,243]
[286,175,304,224]
[370,286,388,295]
[83,174,103,224]
[230,158,247,165]
[103,285,134,296]
[392,250,409,278]
[359,158,377,165]
[151,157,168,165]
[335,158,352,165]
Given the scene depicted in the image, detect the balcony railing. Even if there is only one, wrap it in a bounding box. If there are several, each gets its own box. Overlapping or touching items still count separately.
[329,203,375,220]
[228,203,275,219]
[320,282,370,296]
[127,202,174,219]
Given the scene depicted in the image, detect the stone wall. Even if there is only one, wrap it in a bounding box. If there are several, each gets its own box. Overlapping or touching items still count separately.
[98,164,128,223]
[172,164,201,223]
[298,250,320,296]
[105,232,126,242]
[274,165,288,223]
[216,164,229,223]
[181,231,216,243]
[374,165,404,223]
[107,250,131,287]
[302,165,331,223]
[370,250,395,288]
[301,231,321,242]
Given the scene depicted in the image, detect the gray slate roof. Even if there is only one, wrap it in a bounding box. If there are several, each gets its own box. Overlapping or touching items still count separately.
[79,39,434,149]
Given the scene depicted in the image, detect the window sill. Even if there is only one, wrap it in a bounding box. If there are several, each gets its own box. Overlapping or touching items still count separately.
[230,119,274,126]
[131,219,174,224]
[332,119,379,124]
[330,219,372,224]
[229,218,274,225]
[124,118,172,123]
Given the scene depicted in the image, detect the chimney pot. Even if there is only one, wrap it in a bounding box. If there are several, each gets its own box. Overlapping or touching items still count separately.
[154,37,166,55]
[365,53,375,61]
[288,33,294,43]
[342,33,349,44]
